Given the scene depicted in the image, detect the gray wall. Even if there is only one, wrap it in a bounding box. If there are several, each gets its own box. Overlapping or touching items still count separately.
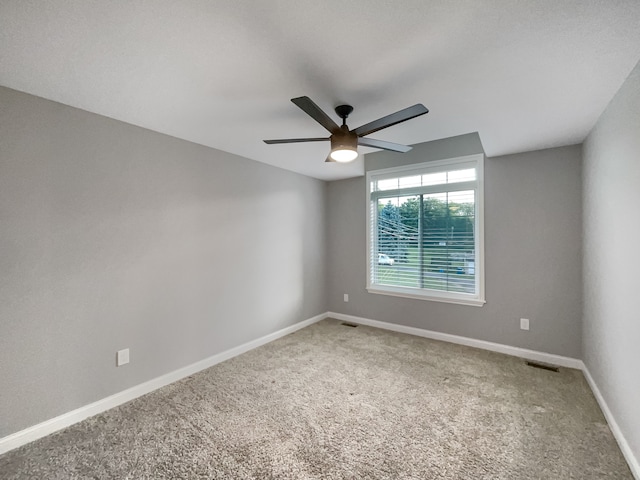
[583,61,640,460]
[0,87,327,437]
[327,136,583,358]
[365,133,485,172]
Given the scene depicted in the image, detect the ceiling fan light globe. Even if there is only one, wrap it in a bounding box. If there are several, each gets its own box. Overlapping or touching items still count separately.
[330,148,358,162]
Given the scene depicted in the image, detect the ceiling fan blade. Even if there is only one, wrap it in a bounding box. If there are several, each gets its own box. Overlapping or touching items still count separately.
[357,137,412,153]
[263,137,329,144]
[353,104,429,137]
[291,96,341,134]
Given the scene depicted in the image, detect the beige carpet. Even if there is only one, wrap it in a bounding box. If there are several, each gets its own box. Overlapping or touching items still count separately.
[0,319,632,479]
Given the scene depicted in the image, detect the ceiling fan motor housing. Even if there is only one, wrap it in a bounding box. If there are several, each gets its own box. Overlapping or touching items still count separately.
[332,125,358,147]
[330,126,358,162]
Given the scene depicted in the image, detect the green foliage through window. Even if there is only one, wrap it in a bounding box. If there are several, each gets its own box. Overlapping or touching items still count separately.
[376,192,475,293]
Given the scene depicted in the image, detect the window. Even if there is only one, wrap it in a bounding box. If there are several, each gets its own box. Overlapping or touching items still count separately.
[367,154,485,306]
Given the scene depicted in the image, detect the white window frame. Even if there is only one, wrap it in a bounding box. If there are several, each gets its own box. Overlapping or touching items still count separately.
[366,154,485,306]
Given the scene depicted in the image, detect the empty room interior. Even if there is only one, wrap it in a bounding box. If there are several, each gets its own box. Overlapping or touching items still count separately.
[1,1,639,479]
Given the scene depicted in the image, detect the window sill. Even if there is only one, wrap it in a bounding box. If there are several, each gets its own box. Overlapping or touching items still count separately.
[367,286,486,307]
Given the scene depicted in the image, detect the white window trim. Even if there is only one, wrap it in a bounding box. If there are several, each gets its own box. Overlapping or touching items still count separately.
[366,154,485,307]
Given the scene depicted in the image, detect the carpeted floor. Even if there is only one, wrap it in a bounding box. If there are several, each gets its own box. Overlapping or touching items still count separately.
[0,319,632,479]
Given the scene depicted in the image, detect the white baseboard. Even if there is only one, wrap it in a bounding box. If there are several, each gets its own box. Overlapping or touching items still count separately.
[582,366,640,479]
[328,312,583,369]
[0,312,326,455]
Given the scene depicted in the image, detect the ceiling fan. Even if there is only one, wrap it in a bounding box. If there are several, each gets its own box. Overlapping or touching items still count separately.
[264,96,429,163]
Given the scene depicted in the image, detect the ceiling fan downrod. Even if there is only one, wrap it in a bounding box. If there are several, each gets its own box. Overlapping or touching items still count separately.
[334,104,354,127]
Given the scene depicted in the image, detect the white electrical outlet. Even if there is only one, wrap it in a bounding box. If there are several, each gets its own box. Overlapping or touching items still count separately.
[116,348,130,366]
[344,293,349,302]
[520,318,530,331]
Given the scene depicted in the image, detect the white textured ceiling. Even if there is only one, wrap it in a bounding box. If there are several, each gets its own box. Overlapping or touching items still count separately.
[2,1,640,181]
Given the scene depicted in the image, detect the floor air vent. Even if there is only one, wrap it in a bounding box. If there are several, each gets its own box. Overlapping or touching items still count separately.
[341,322,358,328]
[526,361,559,372]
